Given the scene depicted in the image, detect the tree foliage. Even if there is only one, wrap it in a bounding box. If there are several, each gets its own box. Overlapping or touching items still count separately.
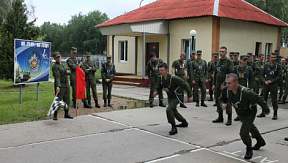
[0,0,12,22]
[0,0,40,80]
[245,0,288,46]
[40,10,109,56]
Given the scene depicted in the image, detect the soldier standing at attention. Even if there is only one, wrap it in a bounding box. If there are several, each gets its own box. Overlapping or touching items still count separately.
[212,46,234,126]
[154,63,193,135]
[101,55,116,107]
[257,53,282,120]
[255,54,265,96]
[233,55,253,121]
[187,51,196,98]
[219,73,270,160]
[278,58,287,104]
[233,52,240,67]
[191,50,208,107]
[52,52,73,120]
[67,47,90,108]
[82,52,100,108]
[146,52,166,108]
[172,53,188,108]
[247,53,261,94]
[207,52,219,102]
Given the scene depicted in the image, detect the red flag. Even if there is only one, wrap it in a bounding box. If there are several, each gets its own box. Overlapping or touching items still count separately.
[76,67,86,99]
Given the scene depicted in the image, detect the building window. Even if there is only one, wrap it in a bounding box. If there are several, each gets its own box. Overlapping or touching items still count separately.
[182,39,196,59]
[255,42,262,57]
[265,43,272,62]
[119,41,128,62]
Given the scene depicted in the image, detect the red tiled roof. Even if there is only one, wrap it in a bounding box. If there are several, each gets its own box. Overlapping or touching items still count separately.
[97,0,288,27]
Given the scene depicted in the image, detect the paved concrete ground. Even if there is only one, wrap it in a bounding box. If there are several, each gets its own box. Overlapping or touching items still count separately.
[0,85,288,163]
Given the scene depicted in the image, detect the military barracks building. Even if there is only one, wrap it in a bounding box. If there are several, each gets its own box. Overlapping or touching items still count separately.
[97,0,288,77]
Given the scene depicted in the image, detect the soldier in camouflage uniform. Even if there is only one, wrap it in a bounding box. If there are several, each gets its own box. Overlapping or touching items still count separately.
[172,53,188,108]
[191,50,208,107]
[52,52,73,120]
[146,52,165,108]
[233,55,253,121]
[219,73,270,160]
[255,54,265,95]
[233,52,240,67]
[187,51,196,98]
[101,55,116,107]
[278,58,287,104]
[257,53,282,120]
[212,46,234,126]
[247,53,261,94]
[207,53,219,102]
[66,47,90,108]
[154,63,193,135]
[82,52,100,108]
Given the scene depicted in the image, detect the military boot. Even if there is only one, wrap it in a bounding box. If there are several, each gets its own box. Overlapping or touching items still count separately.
[53,111,58,121]
[180,101,187,108]
[244,147,253,159]
[234,116,240,121]
[208,95,213,101]
[212,113,223,123]
[64,110,73,119]
[95,100,100,108]
[73,100,76,108]
[201,100,207,107]
[83,100,92,108]
[257,112,265,118]
[159,101,166,107]
[226,114,232,126]
[252,136,266,150]
[108,100,112,107]
[284,137,288,141]
[149,101,153,108]
[103,100,107,107]
[278,97,286,104]
[196,100,199,107]
[278,95,282,102]
[88,100,91,106]
[176,120,188,127]
[272,110,278,120]
[169,124,178,135]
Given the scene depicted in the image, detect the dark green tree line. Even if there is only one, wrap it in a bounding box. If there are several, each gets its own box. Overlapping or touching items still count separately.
[40,10,109,56]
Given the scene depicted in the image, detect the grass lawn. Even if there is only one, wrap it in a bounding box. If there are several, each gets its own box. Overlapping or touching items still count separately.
[0,79,55,125]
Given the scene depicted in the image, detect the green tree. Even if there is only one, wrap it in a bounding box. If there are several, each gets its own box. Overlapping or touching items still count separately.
[0,0,12,22]
[0,0,39,80]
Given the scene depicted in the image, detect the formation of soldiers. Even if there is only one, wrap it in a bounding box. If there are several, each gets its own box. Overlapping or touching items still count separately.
[52,47,116,120]
[147,47,288,160]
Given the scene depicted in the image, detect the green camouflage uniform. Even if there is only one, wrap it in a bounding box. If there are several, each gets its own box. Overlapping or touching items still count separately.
[191,59,208,101]
[234,65,253,88]
[146,58,164,103]
[247,61,261,93]
[172,59,187,102]
[207,60,217,99]
[52,62,70,108]
[255,61,265,95]
[82,60,98,103]
[278,64,286,100]
[155,74,192,125]
[101,62,116,101]
[261,62,282,111]
[66,57,80,103]
[213,57,234,115]
[219,86,270,147]
[187,58,196,93]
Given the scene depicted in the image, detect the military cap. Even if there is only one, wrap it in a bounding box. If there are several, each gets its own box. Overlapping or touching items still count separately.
[240,55,247,60]
[86,52,92,57]
[247,53,253,57]
[234,52,240,56]
[267,54,271,58]
[197,50,202,54]
[71,47,78,53]
[191,50,196,54]
[212,52,219,57]
[53,52,61,58]
[229,52,234,56]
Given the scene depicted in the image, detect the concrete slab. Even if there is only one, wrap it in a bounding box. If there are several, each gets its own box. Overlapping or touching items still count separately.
[0,128,198,163]
[149,148,246,163]
[0,115,128,148]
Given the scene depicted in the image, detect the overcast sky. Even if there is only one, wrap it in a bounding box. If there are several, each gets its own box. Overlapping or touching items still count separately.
[24,0,157,26]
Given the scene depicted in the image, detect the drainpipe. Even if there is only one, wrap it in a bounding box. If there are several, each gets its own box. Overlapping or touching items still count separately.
[142,32,146,78]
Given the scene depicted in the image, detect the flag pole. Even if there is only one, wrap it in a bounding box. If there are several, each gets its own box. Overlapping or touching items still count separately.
[76,99,78,116]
